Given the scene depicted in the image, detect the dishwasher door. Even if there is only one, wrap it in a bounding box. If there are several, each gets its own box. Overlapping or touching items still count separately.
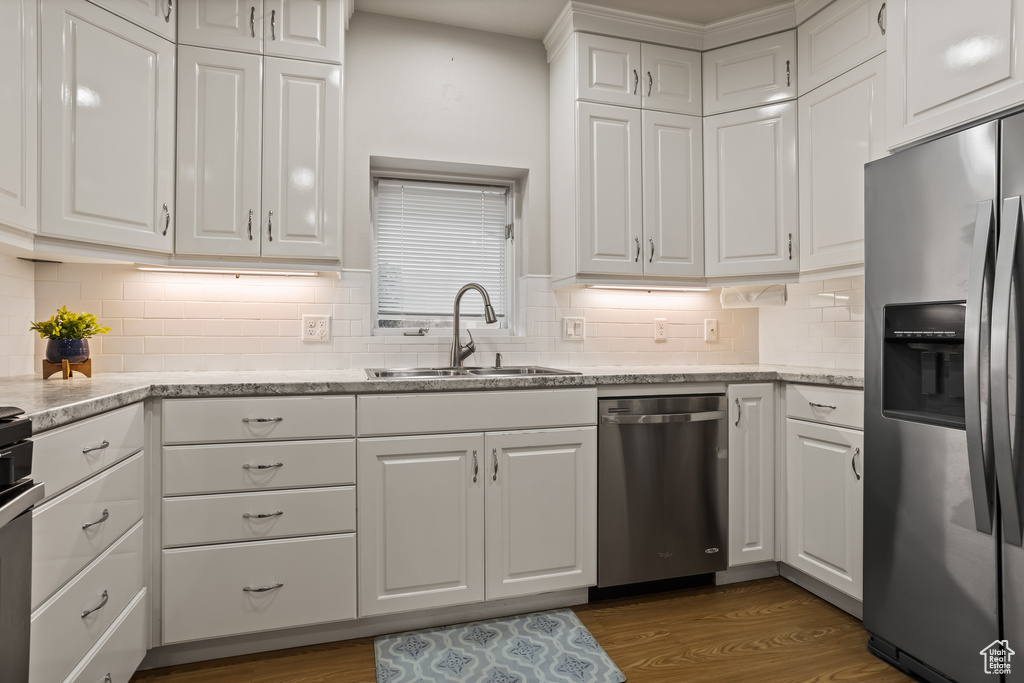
[598,395,728,588]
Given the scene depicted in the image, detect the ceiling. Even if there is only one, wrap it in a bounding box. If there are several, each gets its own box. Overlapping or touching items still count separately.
[352,0,788,41]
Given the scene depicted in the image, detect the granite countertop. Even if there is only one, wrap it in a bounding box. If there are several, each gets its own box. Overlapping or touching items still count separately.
[0,365,863,433]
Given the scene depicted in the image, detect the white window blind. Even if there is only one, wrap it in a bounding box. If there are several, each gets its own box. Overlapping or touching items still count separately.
[374,178,510,329]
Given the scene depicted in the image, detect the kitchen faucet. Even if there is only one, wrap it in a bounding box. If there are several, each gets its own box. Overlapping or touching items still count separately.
[449,283,498,367]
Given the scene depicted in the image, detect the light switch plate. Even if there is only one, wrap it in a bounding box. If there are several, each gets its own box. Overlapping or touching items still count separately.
[563,316,585,341]
[302,314,331,342]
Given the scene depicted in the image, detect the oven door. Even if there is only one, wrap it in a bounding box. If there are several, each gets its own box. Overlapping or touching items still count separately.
[0,483,44,683]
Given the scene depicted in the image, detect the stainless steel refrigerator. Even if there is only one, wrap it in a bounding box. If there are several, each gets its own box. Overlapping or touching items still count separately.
[864,113,1024,682]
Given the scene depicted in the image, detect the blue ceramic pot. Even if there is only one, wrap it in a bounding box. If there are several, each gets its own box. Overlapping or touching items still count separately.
[45,338,90,364]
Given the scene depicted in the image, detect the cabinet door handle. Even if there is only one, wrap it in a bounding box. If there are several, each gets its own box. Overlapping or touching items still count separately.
[786,60,791,87]
[81,590,109,618]
[104,676,112,683]
[162,203,170,235]
[243,462,284,470]
[634,236,640,262]
[271,9,276,40]
[82,508,109,530]
[648,237,654,263]
[472,449,479,483]
[492,448,498,481]
[647,71,653,97]
[852,447,862,480]
[808,401,837,410]
[735,397,741,427]
[243,582,283,593]
[242,416,283,423]
[632,69,638,95]
[788,233,793,259]
[164,0,172,22]
[250,6,256,38]
[82,439,110,454]
[248,208,253,240]
[877,3,886,35]
[242,510,284,519]
[268,209,274,241]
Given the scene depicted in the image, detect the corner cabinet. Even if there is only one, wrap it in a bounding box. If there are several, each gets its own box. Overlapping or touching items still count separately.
[87,0,177,41]
[40,0,175,254]
[727,384,776,567]
[703,31,796,115]
[0,0,37,236]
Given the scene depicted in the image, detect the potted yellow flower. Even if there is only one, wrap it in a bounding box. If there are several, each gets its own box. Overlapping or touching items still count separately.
[29,306,111,364]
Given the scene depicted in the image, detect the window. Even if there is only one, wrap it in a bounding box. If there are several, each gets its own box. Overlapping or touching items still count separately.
[373,177,513,331]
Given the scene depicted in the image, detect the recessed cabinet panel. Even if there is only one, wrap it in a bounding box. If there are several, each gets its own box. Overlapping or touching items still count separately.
[797,0,886,95]
[178,0,263,54]
[727,384,776,567]
[641,44,702,115]
[704,103,798,277]
[261,57,341,259]
[264,0,342,63]
[40,0,175,253]
[577,102,643,275]
[703,31,797,115]
[88,0,176,41]
[0,0,37,234]
[576,33,642,107]
[177,47,263,257]
[642,111,703,278]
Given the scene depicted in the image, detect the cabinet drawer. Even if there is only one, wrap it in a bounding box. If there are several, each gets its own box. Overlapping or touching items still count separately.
[162,534,356,643]
[163,486,356,547]
[358,389,597,436]
[64,588,147,683]
[786,384,864,429]
[30,522,144,683]
[32,403,143,501]
[163,396,355,444]
[33,453,144,609]
[163,438,355,495]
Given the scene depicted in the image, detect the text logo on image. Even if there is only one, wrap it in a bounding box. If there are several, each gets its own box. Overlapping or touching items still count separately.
[981,640,1015,675]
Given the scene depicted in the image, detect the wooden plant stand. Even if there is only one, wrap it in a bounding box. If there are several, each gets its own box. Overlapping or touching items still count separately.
[42,357,93,380]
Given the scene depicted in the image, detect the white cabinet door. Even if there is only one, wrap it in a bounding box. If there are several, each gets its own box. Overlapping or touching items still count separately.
[176,47,263,257]
[264,0,344,64]
[642,111,704,278]
[727,384,776,567]
[88,0,176,41]
[786,418,864,600]
[177,0,263,54]
[0,0,37,234]
[704,102,798,278]
[357,433,484,617]
[797,0,886,95]
[799,54,886,272]
[40,0,175,253]
[641,44,702,116]
[261,57,341,260]
[576,102,643,276]
[888,0,1024,147]
[484,428,597,600]
[703,31,797,115]
[576,33,642,107]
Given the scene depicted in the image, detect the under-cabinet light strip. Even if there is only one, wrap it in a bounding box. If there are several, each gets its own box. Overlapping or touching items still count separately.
[586,285,711,292]
[135,266,318,277]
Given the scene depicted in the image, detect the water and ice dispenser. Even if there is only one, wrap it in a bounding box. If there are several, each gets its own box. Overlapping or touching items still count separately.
[882,303,966,429]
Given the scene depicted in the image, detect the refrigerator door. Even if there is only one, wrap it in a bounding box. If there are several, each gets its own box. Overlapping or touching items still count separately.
[864,121,1000,683]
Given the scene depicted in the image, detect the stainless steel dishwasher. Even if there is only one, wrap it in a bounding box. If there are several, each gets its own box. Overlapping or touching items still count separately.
[597,395,728,588]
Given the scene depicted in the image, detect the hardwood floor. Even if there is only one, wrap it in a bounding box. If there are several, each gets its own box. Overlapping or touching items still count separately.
[130,577,913,682]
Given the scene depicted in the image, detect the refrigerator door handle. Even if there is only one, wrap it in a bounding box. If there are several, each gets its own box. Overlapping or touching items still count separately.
[992,195,1024,546]
[966,199,997,534]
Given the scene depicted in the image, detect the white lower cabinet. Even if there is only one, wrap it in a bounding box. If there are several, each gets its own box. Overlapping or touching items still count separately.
[64,587,148,683]
[785,418,864,600]
[727,384,776,567]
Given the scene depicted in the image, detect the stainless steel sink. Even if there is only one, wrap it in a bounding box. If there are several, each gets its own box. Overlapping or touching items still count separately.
[364,366,580,379]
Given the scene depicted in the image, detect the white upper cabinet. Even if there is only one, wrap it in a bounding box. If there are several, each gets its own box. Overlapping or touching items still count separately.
[641,43,702,115]
[799,54,886,272]
[40,0,175,254]
[704,31,797,115]
[727,384,776,567]
[176,47,263,257]
[887,0,1024,147]
[88,0,176,41]
[0,0,37,235]
[178,0,344,64]
[704,102,798,278]
[797,0,886,95]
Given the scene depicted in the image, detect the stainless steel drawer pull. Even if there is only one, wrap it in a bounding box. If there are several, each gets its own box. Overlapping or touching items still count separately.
[243,462,284,470]
[164,0,172,22]
[786,60,791,87]
[492,448,498,481]
[647,71,653,97]
[877,3,886,35]
[250,6,256,37]
[243,582,283,593]
[248,208,253,240]
[162,203,170,236]
[735,398,741,427]
[82,439,110,454]
[634,236,640,262]
[633,69,638,95]
[271,9,277,40]
[82,508,109,530]
[472,450,478,483]
[242,510,283,519]
[268,209,274,241]
[242,416,283,423]
[81,590,109,618]
[808,401,837,410]
[648,237,654,263]
[852,447,862,480]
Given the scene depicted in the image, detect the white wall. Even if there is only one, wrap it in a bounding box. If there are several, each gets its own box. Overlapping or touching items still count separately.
[343,12,551,274]
[0,254,35,377]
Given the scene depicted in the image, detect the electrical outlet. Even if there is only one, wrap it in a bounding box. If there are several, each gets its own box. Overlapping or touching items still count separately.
[655,318,667,341]
[562,316,585,341]
[704,318,719,343]
[302,314,331,342]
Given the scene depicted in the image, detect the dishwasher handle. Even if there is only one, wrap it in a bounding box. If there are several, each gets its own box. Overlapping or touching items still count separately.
[600,410,726,425]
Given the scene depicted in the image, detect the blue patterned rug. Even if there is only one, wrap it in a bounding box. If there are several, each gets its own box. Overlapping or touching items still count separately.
[374,608,627,683]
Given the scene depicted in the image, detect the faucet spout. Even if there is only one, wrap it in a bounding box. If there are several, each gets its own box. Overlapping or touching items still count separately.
[450,283,498,367]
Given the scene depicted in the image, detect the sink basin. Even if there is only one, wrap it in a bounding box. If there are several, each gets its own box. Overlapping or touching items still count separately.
[364,366,580,379]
